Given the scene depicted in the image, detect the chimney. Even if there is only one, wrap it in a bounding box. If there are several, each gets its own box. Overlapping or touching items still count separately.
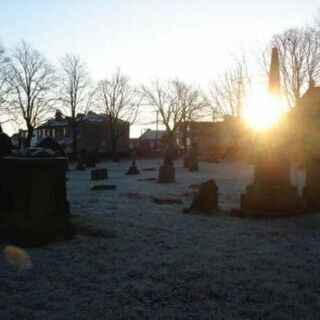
[268,47,281,97]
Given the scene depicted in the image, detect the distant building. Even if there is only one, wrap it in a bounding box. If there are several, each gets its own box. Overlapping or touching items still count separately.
[177,118,250,158]
[138,129,167,153]
[13,111,130,155]
[289,84,320,160]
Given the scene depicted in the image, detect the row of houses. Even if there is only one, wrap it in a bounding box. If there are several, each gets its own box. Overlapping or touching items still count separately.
[11,110,249,158]
[12,111,130,155]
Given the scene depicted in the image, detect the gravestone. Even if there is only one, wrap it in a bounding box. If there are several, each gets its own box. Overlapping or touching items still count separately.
[126,152,140,175]
[0,132,12,157]
[158,146,175,183]
[232,48,305,217]
[189,179,218,213]
[91,168,108,180]
[0,156,71,246]
[233,131,305,217]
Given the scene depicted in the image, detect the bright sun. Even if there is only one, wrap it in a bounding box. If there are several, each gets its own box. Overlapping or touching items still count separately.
[243,90,283,131]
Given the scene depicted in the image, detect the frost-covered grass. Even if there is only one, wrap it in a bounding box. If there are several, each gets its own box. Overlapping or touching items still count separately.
[1,159,320,319]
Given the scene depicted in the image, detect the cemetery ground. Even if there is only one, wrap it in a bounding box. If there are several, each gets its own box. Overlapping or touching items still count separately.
[1,159,320,320]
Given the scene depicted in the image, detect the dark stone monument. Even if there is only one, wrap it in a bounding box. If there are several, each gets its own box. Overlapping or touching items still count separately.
[0,156,71,246]
[0,157,69,217]
[126,152,140,175]
[232,48,305,217]
[0,132,12,157]
[189,179,218,213]
[91,168,108,180]
[236,136,305,216]
[158,146,175,183]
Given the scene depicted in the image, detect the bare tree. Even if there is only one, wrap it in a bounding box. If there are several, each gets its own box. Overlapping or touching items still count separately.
[142,79,206,150]
[96,69,140,161]
[0,41,11,131]
[7,41,56,146]
[59,54,94,157]
[172,80,207,151]
[208,55,250,119]
[263,27,320,108]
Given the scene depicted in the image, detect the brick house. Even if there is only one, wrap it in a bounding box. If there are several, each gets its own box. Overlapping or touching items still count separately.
[13,111,130,155]
[177,118,250,158]
[138,129,167,153]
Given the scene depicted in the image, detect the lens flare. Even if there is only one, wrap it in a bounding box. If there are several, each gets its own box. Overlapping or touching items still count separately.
[3,245,32,271]
[244,90,283,131]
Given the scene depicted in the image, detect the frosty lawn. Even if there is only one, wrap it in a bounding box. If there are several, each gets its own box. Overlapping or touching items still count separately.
[1,160,320,319]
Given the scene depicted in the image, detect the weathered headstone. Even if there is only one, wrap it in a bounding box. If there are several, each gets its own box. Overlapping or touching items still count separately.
[91,168,108,180]
[189,179,218,213]
[0,156,71,246]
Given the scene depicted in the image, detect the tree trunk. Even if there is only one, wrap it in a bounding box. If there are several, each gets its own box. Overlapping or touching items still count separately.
[182,124,188,153]
[111,137,119,162]
[26,127,34,147]
[72,123,78,160]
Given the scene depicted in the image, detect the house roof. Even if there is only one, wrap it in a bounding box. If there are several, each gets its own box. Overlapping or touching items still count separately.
[140,129,166,140]
[38,112,129,129]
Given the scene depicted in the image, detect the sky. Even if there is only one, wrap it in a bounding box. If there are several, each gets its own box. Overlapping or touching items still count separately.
[0,0,319,136]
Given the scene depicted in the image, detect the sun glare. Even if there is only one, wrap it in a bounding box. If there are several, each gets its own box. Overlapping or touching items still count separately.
[244,90,283,131]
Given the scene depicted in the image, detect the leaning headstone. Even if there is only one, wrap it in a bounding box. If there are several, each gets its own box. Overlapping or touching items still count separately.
[0,132,12,157]
[189,179,218,213]
[91,168,108,181]
[126,152,140,175]
[158,146,175,183]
